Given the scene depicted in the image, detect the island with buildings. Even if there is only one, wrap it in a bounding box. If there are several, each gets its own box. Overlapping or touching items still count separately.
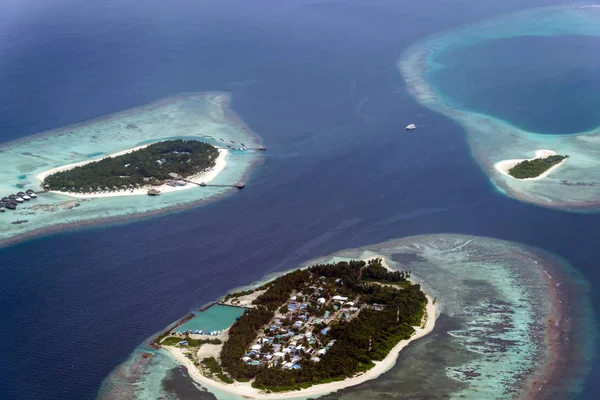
[156,258,435,398]
[0,93,264,244]
[40,139,224,197]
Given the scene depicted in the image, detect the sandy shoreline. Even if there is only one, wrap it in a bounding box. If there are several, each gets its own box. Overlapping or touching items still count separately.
[493,149,567,181]
[164,257,438,399]
[35,145,228,199]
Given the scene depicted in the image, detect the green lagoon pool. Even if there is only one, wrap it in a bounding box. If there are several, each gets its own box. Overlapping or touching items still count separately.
[173,304,245,334]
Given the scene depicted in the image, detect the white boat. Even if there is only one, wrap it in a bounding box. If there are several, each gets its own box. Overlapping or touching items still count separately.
[29,193,37,198]
[22,195,30,201]
[16,197,24,203]
[406,124,416,130]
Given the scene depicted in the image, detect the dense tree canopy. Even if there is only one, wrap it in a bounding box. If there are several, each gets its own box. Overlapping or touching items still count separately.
[43,140,219,191]
[508,154,567,179]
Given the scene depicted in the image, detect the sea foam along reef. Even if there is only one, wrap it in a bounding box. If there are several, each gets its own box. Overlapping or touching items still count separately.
[97,234,595,400]
[0,92,264,245]
[399,6,600,212]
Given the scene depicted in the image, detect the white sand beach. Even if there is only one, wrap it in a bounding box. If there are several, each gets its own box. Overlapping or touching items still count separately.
[35,145,228,199]
[164,257,438,399]
[494,149,567,181]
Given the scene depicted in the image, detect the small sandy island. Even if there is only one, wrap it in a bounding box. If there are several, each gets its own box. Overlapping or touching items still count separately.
[494,149,567,181]
[35,144,228,199]
[164,257,438,399]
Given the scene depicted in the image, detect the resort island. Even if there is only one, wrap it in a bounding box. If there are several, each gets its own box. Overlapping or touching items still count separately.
[156,258,435,398]
[0,93,264,244]
[39,139,228,197]
[494,150,568,181]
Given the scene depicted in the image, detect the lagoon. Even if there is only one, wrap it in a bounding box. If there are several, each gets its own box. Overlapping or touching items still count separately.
[173,305,245,334]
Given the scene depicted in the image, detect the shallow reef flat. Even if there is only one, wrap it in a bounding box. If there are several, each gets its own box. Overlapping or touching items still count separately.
[97,234,595,400]
[0,93,263,245]
[399,6,600,212]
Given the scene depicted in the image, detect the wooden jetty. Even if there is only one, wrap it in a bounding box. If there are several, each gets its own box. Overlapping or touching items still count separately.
[183,180,246,189]
[199,301,216,311]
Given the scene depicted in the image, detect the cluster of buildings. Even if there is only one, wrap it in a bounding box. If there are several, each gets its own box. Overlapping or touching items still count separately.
[1,189,38,212]
[241,279,361,370]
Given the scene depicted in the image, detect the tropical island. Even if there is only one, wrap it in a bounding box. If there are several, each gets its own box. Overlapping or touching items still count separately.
[494,149,568,181]
[156,258,435,398]
[508,154,568,179]
[41,139,220,193]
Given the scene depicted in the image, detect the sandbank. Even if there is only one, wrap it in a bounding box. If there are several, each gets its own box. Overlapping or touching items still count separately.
[35,144,228,199]
[493,149,567,181]
[164,259,437,400]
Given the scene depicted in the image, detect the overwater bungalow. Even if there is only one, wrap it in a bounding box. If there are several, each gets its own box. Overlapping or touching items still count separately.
[6,203,16,210]
[26,189,34,194]
[9,194,16,199]
[17,191,25,197]
[2,197,8,202]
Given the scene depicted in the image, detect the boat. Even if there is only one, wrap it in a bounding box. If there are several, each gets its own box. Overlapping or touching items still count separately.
[0,207,5,213]
[258,146,266,150]
[236,182,246,189]
[199,182,207,187]
[29,193,37,198]
[406,123,416,130]
[16,197,24,203]
[6,203,16,210]
[22,195,30,201]
[147,189,161,196]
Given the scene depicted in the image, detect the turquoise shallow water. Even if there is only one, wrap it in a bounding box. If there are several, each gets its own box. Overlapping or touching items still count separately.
[399,5,600,211]
[98,234,595,400]
[0,93,262,243]
[173,305,244,334]
[429,35,600,135]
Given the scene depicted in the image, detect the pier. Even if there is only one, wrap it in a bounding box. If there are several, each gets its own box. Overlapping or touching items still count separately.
[183,180,246,189]
[199,301,217,311]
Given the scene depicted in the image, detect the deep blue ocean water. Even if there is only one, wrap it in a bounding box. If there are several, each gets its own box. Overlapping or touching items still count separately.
[429,35,600,134]
[0,1,597,399]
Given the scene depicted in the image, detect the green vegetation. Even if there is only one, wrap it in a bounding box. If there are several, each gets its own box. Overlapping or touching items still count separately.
[219,259,426,391]
[161,337,187,346]
[508,154,567,179]
[161,336,222,346]
[202,357,223,374]
[216,373,234,384]
[43,140,219,192]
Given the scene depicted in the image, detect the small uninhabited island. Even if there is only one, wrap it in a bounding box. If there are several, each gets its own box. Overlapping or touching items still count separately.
[508,154,568,179]
[156,258,434,398]
[39,139,224,197]
[494,150,568,181]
